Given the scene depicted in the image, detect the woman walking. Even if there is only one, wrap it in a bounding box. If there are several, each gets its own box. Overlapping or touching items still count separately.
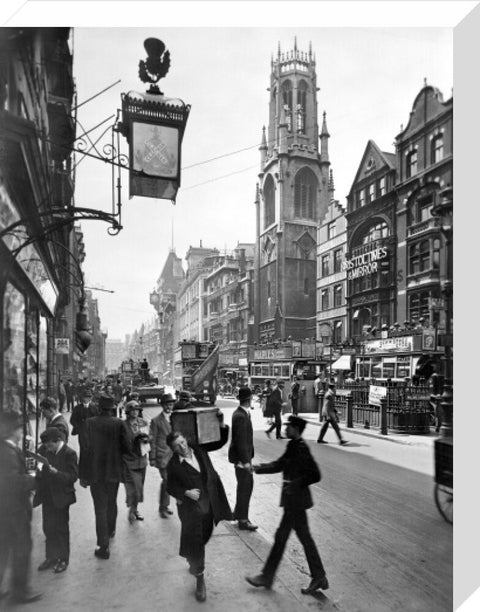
[166,412,232,603]
[122,401,150,523]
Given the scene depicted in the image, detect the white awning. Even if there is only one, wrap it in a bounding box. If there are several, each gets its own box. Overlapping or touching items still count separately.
[331,355,352,370]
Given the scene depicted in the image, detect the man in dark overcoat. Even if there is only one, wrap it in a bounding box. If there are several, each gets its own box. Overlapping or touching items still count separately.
[166,415,232,602]
[265,379,286,439]
[83,395,129,559]
[33,427,78,574]
[0,412,42,604]
[228,386,257,530]
[246,415,329,595]
[70,390,98,483]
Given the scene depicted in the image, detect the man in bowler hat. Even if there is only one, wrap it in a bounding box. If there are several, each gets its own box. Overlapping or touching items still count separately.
[83,395,129,559]
[173,390,193,411]
[246,415,329,595]
[228,386,258,531]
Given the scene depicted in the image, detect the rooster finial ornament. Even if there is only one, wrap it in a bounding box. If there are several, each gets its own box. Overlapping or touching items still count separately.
[138,37,171,94]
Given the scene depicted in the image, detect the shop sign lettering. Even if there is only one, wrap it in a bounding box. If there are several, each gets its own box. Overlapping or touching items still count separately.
[365,336,413,353]
[342,247,388,280]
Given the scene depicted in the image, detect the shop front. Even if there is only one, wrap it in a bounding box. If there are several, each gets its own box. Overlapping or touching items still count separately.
[355,331,442,383]
[1,235,59,448]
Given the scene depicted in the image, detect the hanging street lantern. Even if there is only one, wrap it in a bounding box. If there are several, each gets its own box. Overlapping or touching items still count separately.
[117,37,191,203]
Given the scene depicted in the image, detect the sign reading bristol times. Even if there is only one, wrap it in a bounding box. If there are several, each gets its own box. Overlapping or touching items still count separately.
[342,247,388,280]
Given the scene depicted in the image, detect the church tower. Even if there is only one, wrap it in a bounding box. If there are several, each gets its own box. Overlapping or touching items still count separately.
[254,40,331,342]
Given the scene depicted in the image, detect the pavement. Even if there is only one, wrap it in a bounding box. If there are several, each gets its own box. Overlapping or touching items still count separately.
[0,399,438,611]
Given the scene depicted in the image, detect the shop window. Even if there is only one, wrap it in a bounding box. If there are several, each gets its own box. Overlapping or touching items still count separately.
[321,254,330,277]
[334,249,342,273]
[431,134,444,164]
[406,149,418,178]
[3,282,25,414]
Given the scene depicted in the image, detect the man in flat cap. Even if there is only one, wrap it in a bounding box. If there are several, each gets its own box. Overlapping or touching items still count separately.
[83,395,129,560]
[246,415,329,596]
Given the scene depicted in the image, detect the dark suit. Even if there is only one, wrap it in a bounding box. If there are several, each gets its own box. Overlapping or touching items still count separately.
[228,406,254,522]
[167,426,232,575]
[0,440,36,598]
[47,413,70,443]
[84,414,129,548]
[266,386,284,438]
[255,437,326,584]
[149,412,173,511]
[70,401,98,480]
[33,444,78,563]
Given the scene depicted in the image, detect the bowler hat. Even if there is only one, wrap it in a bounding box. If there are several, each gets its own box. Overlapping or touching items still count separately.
[283,415,307,433]
[125,400,140,413]
[98,395,115,411]
[160,393,175,405]
[178,390,192,401]
[238,386,253,403]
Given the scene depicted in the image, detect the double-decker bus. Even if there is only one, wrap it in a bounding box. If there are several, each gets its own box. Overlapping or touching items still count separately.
[174,341,219,405]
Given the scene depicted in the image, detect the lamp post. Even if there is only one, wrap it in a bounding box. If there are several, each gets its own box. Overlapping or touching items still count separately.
[431,186,453,438]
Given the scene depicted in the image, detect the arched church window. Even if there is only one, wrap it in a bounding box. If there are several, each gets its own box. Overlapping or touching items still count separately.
[297,81,307,134]
[263,174,275,229]
[282,81,292,132]
[294,167,318,220]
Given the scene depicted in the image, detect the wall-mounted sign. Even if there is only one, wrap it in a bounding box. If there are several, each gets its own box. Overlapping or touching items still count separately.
[55,338,70,354]
[342,246,388,280]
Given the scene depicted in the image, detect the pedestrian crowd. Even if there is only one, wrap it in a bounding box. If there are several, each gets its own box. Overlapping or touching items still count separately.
[0,373,342,605]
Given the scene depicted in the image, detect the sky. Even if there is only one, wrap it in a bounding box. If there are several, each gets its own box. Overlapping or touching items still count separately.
[69,24,453,339]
